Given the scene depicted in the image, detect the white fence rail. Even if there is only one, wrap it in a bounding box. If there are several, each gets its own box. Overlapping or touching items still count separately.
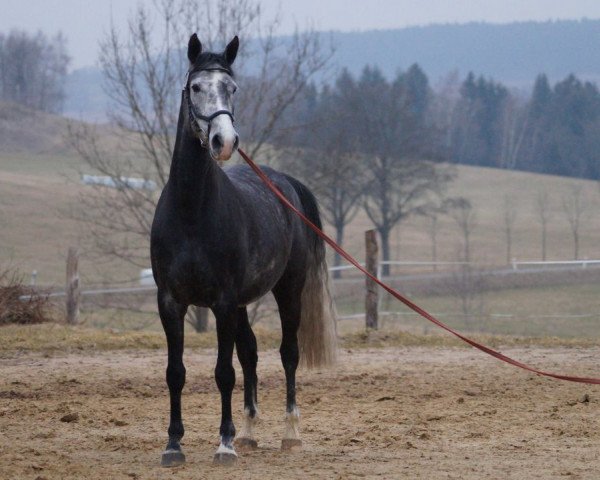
[379,261,470,267]
[22,258,600,300]
[511,259,600,270]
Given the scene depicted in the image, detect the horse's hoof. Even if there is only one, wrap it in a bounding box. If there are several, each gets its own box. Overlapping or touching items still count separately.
[281,438,303,451]
[213,452,238,466]
[213,444,238,466]
[161,449,186,467]
[235,437,258,451]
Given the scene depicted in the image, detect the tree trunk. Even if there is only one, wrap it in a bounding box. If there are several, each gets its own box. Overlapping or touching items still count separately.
[188,306,209,332]
[541,222,547,261]
[379,227,391,277]
[430,216,438,272]
[505,228,512,266]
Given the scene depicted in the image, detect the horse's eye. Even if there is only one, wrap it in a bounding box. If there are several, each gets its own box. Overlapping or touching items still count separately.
[191,84,201,93]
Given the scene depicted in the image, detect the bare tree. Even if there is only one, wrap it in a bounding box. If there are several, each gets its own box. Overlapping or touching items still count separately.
[499,94,529,170]
[351,66,454,275]
[281,80,367,277]
[450,199,476,265]
[430,70,461,152]
[561,185,589,260]
[424,203,447,271]
[285,148,365,277]
[428,212,439,270]
[364,157,453,276]
[67,0,332,330]
[535,189,550,261]
[502,194,518,265]
[0,30,70,113]
[448,199,483,326]
[423,198,459,271]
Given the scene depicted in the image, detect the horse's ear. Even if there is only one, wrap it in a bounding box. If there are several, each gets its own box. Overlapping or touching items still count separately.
[188,33,202,64]
[224,36,239,65]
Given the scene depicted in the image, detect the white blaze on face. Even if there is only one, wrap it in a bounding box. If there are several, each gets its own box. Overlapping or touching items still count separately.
[189,69,239,160]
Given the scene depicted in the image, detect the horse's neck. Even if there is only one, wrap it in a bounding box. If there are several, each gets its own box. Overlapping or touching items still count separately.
[169,120,222,214]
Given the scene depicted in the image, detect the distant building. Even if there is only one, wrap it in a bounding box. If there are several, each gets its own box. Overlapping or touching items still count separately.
[82,174,157,191]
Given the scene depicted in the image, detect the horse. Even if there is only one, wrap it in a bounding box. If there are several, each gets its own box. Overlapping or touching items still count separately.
[150,33,337,466]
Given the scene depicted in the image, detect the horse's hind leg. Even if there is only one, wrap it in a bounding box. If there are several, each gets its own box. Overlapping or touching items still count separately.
[272,284,303,451]
[234,307,259,450]
[212,301,239,465]
[157,291,187,467]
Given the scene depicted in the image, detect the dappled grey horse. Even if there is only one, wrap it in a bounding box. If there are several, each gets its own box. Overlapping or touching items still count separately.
[150,34,337,466]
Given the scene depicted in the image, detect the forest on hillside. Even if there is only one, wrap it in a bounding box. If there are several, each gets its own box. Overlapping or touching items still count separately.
[3,26,600,184]
[276,66,600,181]
[0,30,69,113]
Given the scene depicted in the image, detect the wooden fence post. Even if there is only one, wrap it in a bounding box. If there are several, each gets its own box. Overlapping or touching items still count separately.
[66,247,80,325]
[365,229,378,330]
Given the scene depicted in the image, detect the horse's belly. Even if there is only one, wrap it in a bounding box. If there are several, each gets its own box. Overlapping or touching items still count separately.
[237,252,288,306]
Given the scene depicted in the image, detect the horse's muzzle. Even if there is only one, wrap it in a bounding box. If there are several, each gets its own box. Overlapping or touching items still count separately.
[209,125,239,161]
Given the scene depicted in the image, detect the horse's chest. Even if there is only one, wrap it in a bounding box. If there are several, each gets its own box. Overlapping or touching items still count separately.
[165,249,223,306]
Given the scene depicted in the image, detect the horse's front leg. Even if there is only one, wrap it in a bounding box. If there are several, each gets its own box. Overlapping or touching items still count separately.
[158,291,188,467]
[212,302,238,465]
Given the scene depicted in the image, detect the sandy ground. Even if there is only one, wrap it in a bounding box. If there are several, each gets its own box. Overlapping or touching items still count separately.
[1,346,600,479]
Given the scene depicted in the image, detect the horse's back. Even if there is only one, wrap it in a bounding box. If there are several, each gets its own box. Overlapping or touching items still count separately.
[224,164,300,205]
[223,163,311,290]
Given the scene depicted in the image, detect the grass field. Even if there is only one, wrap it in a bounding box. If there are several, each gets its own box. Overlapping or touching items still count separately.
[331,278,600,336]
[2,141,600,287]
[37,276,595,342]
[2,105,600,342]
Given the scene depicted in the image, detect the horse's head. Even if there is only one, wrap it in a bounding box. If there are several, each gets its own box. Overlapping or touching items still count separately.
[184,34,239,161]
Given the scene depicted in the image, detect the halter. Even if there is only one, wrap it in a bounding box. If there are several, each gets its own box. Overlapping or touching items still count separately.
[183,67,235,146]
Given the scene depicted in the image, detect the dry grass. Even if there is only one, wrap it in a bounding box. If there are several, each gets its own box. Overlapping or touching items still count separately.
[1,322,598,359]
[0,323,283,357]
[2,140,600,287]
[0,101,75,155]
[3,109,600,353]
[0,268,55,325]
[342,328,600,349]
[338,164,600,267]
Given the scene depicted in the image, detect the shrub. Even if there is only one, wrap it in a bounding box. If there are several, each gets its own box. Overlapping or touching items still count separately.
[0,269,55,325]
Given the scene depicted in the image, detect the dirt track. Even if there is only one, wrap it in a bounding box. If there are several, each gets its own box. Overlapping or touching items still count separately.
[1,346,600,479]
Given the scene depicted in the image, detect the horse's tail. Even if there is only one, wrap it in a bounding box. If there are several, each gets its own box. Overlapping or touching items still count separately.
[283,175,338,369]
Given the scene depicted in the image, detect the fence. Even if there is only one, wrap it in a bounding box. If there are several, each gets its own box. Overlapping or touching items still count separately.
[511,259,600,270]
[19,239,600,337]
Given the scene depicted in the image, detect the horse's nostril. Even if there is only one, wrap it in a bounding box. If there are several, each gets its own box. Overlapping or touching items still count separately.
[211,133,224,152]
[233,135,239,150]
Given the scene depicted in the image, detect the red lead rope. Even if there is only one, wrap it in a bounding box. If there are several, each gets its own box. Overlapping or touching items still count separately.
[238,147,600,385]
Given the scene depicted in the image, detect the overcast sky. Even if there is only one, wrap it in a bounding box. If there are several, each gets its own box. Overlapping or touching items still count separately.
[2,0,600,69]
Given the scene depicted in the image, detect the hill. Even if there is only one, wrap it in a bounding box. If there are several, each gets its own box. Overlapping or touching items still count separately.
[1,113,600,288]
[327,19,600,86]
[64,19,600,120]
[0,102,75,155]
